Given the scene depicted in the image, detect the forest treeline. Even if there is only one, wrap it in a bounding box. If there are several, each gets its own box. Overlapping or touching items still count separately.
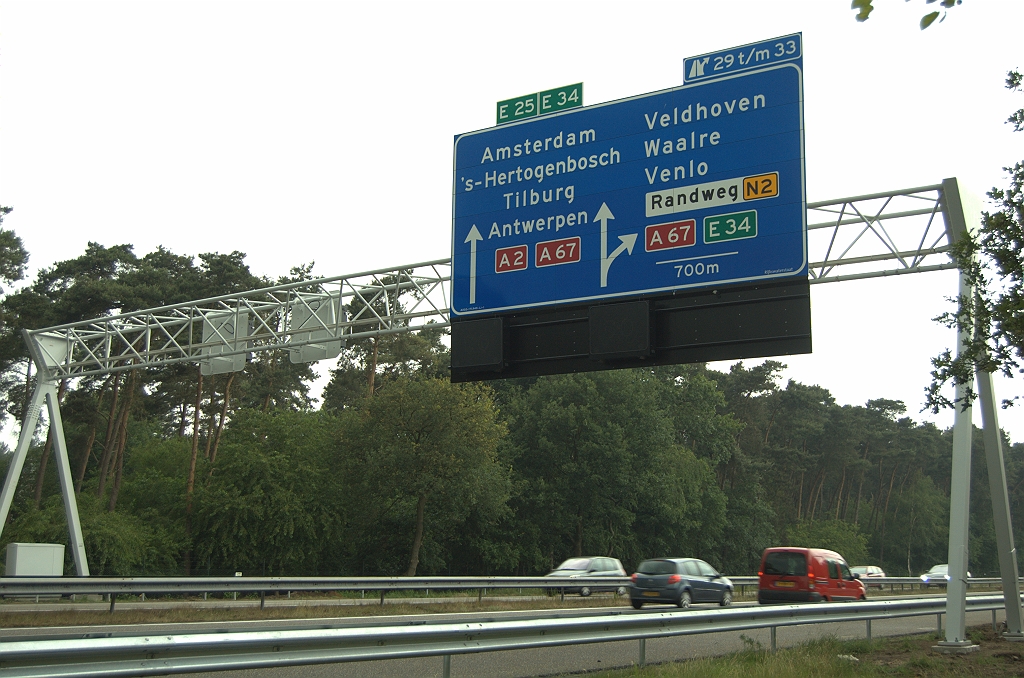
[1,241,1022,579]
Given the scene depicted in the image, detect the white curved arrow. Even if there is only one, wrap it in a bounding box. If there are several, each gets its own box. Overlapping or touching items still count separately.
[597,203,637,287]
[464,225,483,304]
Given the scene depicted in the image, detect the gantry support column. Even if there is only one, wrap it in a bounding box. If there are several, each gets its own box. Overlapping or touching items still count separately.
[0,377,90,576]
[977,368,1024,638]
[938,178,978,649]
[941,261,975,646]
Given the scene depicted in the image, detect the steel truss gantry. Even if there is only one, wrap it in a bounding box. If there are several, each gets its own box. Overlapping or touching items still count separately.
[2,178,1018,645]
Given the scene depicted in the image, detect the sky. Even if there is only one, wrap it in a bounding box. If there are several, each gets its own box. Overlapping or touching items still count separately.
[1,0,1023,440]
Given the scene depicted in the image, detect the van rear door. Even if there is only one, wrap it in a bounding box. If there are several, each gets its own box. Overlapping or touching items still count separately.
[762,550,807,590]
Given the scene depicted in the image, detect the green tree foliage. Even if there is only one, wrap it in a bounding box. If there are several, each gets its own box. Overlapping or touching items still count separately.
[0,206,28,294]
[852,0,963,30]
[193,409,341,575]
[501,370,727,572]
[929,71,1024,412]
[349,378,508,576]
[786,520,869,566]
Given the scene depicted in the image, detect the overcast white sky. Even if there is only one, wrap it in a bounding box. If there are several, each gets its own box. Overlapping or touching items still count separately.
[2,1,1023,440]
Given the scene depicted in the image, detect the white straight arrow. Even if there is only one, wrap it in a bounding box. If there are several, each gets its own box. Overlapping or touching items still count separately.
[597,203,637,287]
[464,225,483,304]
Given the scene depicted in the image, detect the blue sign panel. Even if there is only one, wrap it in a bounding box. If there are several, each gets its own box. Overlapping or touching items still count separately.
[684,33,801,83]
[451,63,805,317]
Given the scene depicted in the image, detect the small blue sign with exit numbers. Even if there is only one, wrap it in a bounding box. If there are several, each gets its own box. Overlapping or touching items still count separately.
[685,33,801,83]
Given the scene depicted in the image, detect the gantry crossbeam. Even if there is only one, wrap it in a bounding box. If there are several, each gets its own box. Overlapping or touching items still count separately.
[24,184,962,382]
[25,259,451,380]
[806,182,956,284]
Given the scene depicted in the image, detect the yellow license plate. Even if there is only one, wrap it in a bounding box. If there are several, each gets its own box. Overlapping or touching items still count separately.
[775,581,795,588]
[642,591,660,597]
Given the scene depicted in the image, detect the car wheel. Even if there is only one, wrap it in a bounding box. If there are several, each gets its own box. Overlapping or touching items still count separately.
[632,600,643,610]
[720,590,732,607]
[677,591,692,608]
[579,586,591,597]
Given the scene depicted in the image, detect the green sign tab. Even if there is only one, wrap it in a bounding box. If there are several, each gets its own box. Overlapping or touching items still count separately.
[704,209,758,244]
[497,83,582,125]
[538,83,582,115]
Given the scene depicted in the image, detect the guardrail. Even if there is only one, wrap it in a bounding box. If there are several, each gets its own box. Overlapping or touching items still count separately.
[1,575,1013,610]
[0,594,1015,677]
[0,575,636,610]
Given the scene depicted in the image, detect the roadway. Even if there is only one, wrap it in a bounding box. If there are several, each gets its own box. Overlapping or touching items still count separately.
[0,595,1008,677]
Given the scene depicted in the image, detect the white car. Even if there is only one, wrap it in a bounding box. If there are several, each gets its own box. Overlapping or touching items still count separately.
[851,565,885,588]
[920,564,971,587]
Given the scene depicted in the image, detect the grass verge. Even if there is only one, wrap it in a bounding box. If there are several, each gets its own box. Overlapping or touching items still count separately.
[588,625,1024,677]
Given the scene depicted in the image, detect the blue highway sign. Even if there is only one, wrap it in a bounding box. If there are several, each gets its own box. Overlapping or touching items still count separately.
[451,62,805,317]
[685,33,801,83]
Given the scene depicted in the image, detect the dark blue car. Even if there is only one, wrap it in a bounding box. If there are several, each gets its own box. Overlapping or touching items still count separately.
[630,558,733,609]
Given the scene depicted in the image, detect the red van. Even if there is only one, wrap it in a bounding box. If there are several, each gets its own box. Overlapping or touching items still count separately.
[758,547,866,604]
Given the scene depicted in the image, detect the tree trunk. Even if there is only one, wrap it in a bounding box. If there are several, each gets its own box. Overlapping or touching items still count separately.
[107,438,126,512]
[807,468,825,521]
[209,373,235,471]
[881,463,899,518]
[75,424,96,495]
[853,444,869,524]
[869,457,884,531]
[32,431,52,509]
[74,377,111,495]
[107,372,136,512]
[178,402,188,438]
[203,377,217,460]
[877,463,899,563]
[367,336,379,397]
[97,376,131,499]
[797,471,804,521]
[95,374,121,498]
[762,401,780,446]
[32,380,67,507]
[834,465,847,520]
[812,472,826,521]
[185,367,204,576]
[575,507,584,557]
[405,493,428,576]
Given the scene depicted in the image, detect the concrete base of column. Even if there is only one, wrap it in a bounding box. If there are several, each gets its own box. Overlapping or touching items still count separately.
[932,641,979,654]
[1001,632,1024,642]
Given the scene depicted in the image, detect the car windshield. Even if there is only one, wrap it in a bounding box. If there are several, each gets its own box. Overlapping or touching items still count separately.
[927,565,948,575]
[851,566,868,575]
[637,560,677,575]
[555,558,591,571]
[763,551,808,576]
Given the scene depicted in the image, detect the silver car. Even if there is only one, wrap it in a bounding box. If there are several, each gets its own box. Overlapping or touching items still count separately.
[544,557,627,596]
